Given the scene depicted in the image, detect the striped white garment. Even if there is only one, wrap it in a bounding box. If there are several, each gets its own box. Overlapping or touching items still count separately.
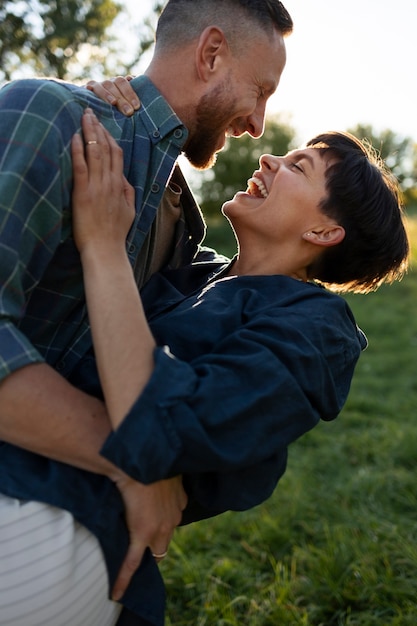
[0,494,122,626]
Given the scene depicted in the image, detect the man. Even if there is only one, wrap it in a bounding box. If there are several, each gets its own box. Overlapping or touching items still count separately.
[0,1,293,624]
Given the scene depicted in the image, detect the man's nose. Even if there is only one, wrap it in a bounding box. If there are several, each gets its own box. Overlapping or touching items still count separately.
[245,101,267,138]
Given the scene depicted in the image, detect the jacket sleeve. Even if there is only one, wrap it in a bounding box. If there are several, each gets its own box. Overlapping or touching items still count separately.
[100,295,362,508]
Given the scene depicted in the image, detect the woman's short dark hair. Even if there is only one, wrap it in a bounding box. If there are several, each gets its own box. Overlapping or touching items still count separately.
[307,131,409,294]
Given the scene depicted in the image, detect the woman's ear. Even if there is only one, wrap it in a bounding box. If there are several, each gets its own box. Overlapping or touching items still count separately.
[195,26,229,81]
[303,225,345,247]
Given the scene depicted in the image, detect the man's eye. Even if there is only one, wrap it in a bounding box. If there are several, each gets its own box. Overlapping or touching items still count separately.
[290,162,303,172]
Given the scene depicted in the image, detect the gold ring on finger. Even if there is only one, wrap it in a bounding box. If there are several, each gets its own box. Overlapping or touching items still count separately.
[152,551,168,559]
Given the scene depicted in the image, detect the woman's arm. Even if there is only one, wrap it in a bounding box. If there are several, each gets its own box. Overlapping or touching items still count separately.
[72,108,187,598]
[72,108,155,428]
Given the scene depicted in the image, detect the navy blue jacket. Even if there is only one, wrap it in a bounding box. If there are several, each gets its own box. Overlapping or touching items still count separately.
[0,260,367,625]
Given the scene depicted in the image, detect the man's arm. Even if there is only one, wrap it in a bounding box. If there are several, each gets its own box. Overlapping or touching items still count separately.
[0,80,186,600]
[0,81,114,469]
[0,362,113,473]
[0,361,187,601]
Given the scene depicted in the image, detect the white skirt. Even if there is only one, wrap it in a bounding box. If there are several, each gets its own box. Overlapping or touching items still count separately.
[0,494,122,626]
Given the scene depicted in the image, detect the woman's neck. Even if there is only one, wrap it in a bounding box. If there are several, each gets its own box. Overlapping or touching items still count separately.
[226,255,308,281]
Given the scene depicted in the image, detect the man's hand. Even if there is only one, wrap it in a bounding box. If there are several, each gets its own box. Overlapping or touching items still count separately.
[86,76,140,117]
[111,474,188,601]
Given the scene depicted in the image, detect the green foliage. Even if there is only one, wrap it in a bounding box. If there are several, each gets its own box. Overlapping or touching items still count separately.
[158,219,417,625]
[348,123,417,194]
[0,0,168,82]
[0,0,122,81]
[197,116,296,220]
[203,218,238,260]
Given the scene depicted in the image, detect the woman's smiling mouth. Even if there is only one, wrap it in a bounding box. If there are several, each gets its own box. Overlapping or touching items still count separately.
[246,175,268,198]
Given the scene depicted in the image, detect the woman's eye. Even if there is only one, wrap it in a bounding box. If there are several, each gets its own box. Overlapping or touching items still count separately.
[290,162,303,172]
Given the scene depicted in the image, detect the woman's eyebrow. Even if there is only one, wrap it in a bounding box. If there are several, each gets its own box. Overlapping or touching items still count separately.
[296,152,316,170]
[287,149,316,170]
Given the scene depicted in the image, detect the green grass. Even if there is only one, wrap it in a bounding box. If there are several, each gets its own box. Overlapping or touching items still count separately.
[159,216,417,625]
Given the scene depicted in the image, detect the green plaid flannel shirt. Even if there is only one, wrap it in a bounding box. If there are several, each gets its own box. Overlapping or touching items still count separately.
[0,75,188,381]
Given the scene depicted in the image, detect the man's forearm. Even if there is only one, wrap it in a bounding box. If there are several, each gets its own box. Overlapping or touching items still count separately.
[0,362,118,478]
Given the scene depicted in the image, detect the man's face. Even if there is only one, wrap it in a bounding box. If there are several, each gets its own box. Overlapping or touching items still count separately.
[184,29,286,170]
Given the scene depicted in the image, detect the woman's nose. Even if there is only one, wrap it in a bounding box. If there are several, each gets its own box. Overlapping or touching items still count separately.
[259,154,281,171]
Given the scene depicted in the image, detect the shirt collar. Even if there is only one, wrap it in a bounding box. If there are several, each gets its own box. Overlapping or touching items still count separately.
[129,75,188,149]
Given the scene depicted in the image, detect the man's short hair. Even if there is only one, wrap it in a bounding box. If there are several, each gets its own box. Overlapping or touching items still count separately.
[155,0,293,53]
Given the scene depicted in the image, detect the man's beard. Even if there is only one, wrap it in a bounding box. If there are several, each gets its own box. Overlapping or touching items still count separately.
[184,79,238,170]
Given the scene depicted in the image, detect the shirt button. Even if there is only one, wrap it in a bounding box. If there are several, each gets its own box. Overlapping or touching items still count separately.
[152,129,160,138]
[128,243,136,254]
[151,183,160,193]
[174,129,183,139]
[56,361,65,371]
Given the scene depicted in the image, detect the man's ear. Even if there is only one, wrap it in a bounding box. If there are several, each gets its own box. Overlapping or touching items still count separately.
[195,26,229,81]
[302,225,345,247]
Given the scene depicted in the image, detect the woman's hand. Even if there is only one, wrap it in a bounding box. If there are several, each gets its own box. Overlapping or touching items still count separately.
[71,108,135,256]
[112,474,188,601]
[86,76,140,116]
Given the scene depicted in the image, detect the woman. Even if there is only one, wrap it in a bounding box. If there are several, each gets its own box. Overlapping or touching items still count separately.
[0,110,409,626]
[73,107,408,608]
[73,112,408,482]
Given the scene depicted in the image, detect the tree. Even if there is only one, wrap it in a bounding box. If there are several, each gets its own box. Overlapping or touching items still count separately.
[0,0,122,81]
[0,1,168,83]
[197,115,296,219]
[348,123,417,200]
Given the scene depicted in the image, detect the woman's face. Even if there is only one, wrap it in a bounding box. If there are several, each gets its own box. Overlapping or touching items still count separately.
[222,147,336,246]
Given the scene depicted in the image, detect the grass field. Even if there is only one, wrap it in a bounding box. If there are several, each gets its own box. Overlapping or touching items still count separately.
[159,213,417,625]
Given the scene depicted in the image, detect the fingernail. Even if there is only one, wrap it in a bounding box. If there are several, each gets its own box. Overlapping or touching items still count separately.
[132,99,140,110]
[84,108,94,122]
[123,104,133,115]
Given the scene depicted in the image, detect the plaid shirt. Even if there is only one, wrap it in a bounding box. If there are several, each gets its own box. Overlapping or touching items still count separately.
[0,75,190,381]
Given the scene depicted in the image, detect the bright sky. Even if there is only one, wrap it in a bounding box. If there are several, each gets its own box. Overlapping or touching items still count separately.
[124,0,416,144]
